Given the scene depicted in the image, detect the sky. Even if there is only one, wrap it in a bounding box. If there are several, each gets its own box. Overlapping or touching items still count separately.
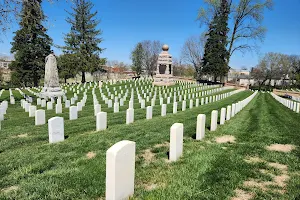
[0,0,299,70]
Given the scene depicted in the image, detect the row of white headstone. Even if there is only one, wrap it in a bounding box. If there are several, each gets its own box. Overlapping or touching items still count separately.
[104,91,258,200]
[271,92,300,113]
[46,88,247,144]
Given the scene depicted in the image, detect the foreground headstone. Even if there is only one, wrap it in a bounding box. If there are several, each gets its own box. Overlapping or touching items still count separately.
[35,110,45,125]
[96,112,107,131]
[210,110,218,131]
[173,102,178,114]
[161,104,167,116]
[126,108,134,124]
[226,105,231,120]
[69,106,78,120]
[56,103,62,114]
[169,123,183,162]
[220,108,226,125]
[65,100,70,108]
[47,102,53,110]
[29,105,37,117]
[48,117,64,144]
[231,104,236,117]
[196,114,206,140]
[106,140,136,200]
[146,106,152,120]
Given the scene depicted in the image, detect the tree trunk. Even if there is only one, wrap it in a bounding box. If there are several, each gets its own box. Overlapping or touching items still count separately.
[64,77,67,83]
[81,71,86,83]
[33,72,38,87]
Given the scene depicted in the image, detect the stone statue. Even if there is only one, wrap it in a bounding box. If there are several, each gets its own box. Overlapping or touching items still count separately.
[44,52,59,88]
[40,51,64,98]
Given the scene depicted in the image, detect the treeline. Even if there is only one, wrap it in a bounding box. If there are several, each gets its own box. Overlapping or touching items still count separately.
[8,0,104,87]
[251,53,300,89]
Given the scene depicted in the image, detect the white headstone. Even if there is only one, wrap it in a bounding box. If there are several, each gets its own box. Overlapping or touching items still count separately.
[173,102,178,114]
[56,103,62,114]
[210,110,218,131]
[146,106,152,120]
[161,104,167,116]
[35,110,45,125]
[226,105,231,120]
[196,114,206,140]
[41,99,46,107]
[220,108,226,125]
[48,117,64,144]
[29,105,37,117]
[47,102,53,110]
[114,102,119,113]
[182,100,186,111]
[65,100,70,108]
[96,112,107,131]
[169,123,184,162]
[69,106,78,120]
[106,140,136,200]
[126,108,134,124]
[94,104,101,116]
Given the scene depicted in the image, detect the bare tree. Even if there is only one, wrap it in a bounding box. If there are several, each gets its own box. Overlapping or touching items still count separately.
[141,40,163,77]
[180,35,205,79]
[197,0,273,63]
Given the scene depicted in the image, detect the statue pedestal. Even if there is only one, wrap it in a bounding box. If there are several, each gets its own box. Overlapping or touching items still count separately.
[40,87,64,99]
[153,74,175,86]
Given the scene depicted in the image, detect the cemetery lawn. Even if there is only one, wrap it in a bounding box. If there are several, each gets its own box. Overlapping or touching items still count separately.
[1,92,300,199]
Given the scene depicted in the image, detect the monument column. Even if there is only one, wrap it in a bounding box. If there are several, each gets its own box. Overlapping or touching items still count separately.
[153,44,175,86]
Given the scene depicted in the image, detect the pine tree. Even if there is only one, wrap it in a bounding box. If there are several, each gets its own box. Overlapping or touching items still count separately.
[10,0,52,87]
[202,0,230,82]
[131,43,144,76]
[64,0,104,83]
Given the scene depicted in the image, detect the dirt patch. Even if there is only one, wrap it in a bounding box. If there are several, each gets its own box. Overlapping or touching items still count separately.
[154,142,169,148]
[259,169,275,177]
[273,174,290,187]
[1,186,18,193]
[141,182,166,191]
[266,144,295,153]
[243,179,270,191]
[142,149,155,164]
[244,156,265,164]
[268,162,288,172]
[11,134,28,138]
[215,135,236,144]
[86,152,96,159]
[231,189,254,200]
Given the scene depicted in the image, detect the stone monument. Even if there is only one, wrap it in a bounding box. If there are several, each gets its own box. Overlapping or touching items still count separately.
[153,44,175,86]
[40,51,64,99]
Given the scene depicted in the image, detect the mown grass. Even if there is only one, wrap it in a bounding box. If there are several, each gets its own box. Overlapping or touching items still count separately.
[0,86,299,199]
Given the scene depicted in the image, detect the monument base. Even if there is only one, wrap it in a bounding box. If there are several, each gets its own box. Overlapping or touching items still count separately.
[153,74,176,86]
[40,87,64,99]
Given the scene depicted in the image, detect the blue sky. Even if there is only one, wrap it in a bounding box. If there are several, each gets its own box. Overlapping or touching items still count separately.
[0,0,299,70]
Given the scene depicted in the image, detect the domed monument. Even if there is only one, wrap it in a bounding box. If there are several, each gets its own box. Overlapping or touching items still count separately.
[153,44,175,86]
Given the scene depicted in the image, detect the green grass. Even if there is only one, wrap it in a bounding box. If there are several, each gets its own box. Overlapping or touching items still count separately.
[0,86,299,199]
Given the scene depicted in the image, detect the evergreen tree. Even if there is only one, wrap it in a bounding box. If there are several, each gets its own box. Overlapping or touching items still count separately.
[57,54,78,83]
[64,0,104,83]
[202,0,230,82]
[10,0,52,87]
[131,43,144,76]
